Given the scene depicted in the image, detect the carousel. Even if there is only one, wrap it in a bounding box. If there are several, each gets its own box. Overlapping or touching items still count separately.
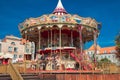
[19,0,101,71]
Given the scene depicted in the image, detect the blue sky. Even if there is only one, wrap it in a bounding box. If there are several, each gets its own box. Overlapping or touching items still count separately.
[0,0,120,48]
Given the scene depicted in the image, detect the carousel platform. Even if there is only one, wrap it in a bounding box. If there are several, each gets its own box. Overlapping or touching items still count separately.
[26,68,102,74]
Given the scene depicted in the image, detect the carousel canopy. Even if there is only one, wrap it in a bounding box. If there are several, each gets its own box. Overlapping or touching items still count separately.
[18,0,101,33]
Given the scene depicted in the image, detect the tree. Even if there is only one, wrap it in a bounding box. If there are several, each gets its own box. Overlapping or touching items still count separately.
[97,58,111,69]
[115,33,120,60]
[100,58,111,63]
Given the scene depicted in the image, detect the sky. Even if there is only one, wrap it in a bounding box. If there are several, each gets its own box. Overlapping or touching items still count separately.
[0,0,120,48]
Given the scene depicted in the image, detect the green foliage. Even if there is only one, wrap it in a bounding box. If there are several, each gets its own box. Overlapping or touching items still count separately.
[97,58,111,69]
[115,33,120,60]
[115,33,120,47]
[100,58,111,63]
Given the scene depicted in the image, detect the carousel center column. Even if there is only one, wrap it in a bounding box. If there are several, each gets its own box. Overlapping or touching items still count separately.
[58,24,62,69]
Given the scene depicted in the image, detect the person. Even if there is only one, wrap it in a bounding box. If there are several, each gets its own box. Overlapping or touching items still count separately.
[40,53,46,70]
[0,60,2,64]
[52,52,59,70]
[2,59,7,65]
[41,53,45,60]
[75,62,79,70]
[56,56,61,70]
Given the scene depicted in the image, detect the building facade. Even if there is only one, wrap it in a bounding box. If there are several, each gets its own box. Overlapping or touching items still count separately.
[85,45,119,65]
[0,35,35,64]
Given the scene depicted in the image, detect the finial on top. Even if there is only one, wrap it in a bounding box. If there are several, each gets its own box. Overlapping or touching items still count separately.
[53,0,67,15]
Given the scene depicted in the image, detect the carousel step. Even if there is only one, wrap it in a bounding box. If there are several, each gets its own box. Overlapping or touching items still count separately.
[0,73,12,80]
[38,74,56,80]
[21,73,40,80]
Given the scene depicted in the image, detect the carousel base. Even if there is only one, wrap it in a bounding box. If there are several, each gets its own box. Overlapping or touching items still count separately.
[36,71,120,80]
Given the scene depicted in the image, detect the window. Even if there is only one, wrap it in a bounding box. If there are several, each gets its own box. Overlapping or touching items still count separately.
[31,49,34,53]
[96,56,98,60]
[0,44,1,52]
[19,55,22,58]
[113,55,115,58]
[110,50,116,53]
[14,47,18,52]
[91,51,94,54]
[105,56,106,58]
[104,50,107,54]
[11,42,15,45]
[26,49,29,53]
[8,46,12,52]
[87,52,89,55]
[26,44,29,48]
[26,55,31,60]
[31,42,35,53]
[25,43,30,53]
[13,54,17,59]
[101,56,103,59]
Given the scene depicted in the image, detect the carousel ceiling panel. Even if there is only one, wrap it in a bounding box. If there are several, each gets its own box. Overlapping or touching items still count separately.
[19,14,101,32]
